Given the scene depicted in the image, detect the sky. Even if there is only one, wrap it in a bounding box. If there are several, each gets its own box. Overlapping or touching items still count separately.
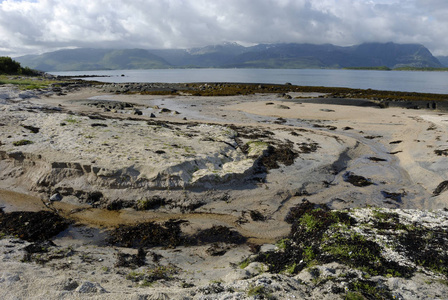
[1,0,448,57]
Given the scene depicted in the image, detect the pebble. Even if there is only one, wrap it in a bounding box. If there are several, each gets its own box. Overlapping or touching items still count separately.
[50,193,63,202]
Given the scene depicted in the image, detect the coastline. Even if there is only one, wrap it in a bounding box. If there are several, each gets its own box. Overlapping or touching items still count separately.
[1,81,447,299]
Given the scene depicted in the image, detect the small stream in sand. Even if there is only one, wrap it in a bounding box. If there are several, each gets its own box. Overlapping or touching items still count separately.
[0,189,286,246]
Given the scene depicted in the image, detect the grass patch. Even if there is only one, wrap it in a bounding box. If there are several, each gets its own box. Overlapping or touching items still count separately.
[64,116,80,124]
[247,285,274,299]
[13,139,33,146]
[126,265,178,286]
[347,279,394,300]
[0,75,60,90]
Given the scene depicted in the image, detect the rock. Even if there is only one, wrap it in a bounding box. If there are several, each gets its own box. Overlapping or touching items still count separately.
[245,262,268,276]
[275,104,290,109]
[133,109,143,115]
[18,91,36,99]
[160,108,172,113]
[343,172,373,187]
[50,193,63,202]
[5,274,21,283]
[147,292,170,300]
[224,269,250,282]
[205,243,229,256]
[75,281,107,293]
[259,244,277,253]
[433,180,448,196]
[150,113,156,118]
[61,278,79,291]
[21,124,40,133]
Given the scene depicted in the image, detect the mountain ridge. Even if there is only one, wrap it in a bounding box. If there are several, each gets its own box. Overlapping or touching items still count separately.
[16,42,443,72]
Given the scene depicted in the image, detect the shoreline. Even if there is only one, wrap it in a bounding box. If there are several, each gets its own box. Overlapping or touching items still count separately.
[1,81,448,299]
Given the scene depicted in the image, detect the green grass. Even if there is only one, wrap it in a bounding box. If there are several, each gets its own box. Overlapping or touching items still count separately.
[13,139,33,146]
[64,116,80,124]
[0,75,60,90]
[247,285,274,299]
[239,258,251,269]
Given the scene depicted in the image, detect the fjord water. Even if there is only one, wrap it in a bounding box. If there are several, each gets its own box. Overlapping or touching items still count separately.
[51,68,448,94]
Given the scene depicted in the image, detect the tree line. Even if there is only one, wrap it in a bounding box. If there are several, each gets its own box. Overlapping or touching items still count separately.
[0,56,38,75]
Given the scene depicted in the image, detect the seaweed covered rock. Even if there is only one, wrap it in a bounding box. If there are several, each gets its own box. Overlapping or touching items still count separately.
[189,225,246,245]
[0,210,70,242]
[244,202,448,299]
[107,220,186,248]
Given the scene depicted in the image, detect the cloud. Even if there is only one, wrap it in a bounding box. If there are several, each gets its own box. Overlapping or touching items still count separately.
[1,0,448,56]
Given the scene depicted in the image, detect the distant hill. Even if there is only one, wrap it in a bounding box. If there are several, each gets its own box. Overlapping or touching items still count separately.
[16,42,444,71]
[436,56,448,67]
[17,48,171,71]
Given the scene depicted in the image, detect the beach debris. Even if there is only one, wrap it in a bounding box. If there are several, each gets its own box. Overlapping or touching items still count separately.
[434,149,448,156]
[389,140,402,144]
[313,124,337,130]
[61,279,79,291]
[206,243,231,256]
[433,180,448,196]
[0,210,70,242]
[274,117,287,124]
[132,108,142,115]
[364,135,382,139]
[381,191,404,202]
[189,225,246,245]
[50,192,63,202]
[108,220,186,248]
[249,210,266,222]
[115,248,146,268]
[75,281,107,294]
[160,108,172,113]
[91,123,108,127]
[368,156,387,162]
[134,196,166,210]
[343,172,374,187]
[297,142,319,153]
[389,150,403,154]
[275,104,290,109]
[21,124,40,133]
[148,292,170,300]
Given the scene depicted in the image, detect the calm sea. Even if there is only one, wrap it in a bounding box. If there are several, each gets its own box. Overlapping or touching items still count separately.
[50,69,448,94]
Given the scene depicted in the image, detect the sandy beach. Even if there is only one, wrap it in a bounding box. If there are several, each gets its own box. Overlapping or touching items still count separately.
[1,82,448,299]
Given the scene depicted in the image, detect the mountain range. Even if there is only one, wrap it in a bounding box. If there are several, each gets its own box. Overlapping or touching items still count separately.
[16,42,446,72]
